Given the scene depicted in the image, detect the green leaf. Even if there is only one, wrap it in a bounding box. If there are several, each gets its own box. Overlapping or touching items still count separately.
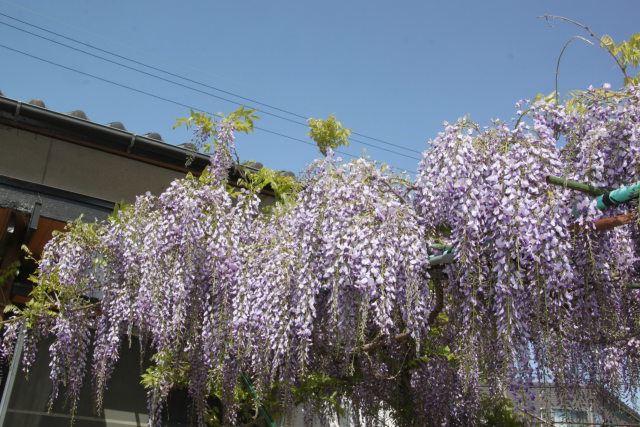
[3,304,19,314]
[600,34,615,52]
[307,115,352,156]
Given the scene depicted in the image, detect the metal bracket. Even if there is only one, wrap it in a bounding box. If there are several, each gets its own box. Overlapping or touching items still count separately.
[23,202,42,246]
[126,134,136,153]
[0,212,16,262]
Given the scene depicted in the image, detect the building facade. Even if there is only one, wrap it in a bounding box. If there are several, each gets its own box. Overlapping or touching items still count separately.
[0,93,256,426]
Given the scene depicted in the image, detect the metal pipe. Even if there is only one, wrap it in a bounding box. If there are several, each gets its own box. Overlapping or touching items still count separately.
[431,243,454,252]
[428,252,455,266]
[0,327,24,426]
[595,181,640,210]
[593,212,636,230]
[241,372,276,427]
[546,175,611,196]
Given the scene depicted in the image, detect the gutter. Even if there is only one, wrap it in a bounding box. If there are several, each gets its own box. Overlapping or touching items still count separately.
[0,95,273,196]
[0,95,212,175]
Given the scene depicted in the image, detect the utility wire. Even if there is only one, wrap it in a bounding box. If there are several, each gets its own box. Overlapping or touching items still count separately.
[0,43,367,162]
[0,12,308,120]
[0,42,418,174]
[0,11,423,157]
[0,0,236,85]
[1,24,419,163]
[0,20,305,128]
[0,19,419,161]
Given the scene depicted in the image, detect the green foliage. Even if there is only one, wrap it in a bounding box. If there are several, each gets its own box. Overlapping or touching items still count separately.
[407,311,458,369]
[479,397,525,427]
[141,358,265,427]
[14,219,104,327]
[111,199,127,217]
[238,165,302,207]
[307,115,352,156]
[140,351,191,390]
[174,110,214,148]
[599,32,640,85]
[174,106,259,152]
[0,260,20,290]
[292,372,348,417]
[532,91,558,105]
[564,86,628,114]
[225,105,259,134]
[530,79,627,112]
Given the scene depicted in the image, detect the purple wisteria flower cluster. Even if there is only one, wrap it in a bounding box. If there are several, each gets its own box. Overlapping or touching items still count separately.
[3,85,640,426]
[411,85,640,422]
[234,155,431,424]
[414,115,576,422]
[532,86,640,402]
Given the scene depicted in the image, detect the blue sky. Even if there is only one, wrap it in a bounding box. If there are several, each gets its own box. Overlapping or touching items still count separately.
[0,0,638,175]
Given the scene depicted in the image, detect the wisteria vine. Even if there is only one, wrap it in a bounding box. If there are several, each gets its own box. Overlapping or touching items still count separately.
[2,84,640,426]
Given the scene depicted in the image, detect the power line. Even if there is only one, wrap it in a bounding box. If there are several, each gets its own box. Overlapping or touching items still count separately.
[0,42,419,175]
[0,12,308,120]
[0,20,305,128]
[0,19,419,161]
[0,0,237,86]
[0,21,419,162]
[0,43,366,162]
[0,11,423,157]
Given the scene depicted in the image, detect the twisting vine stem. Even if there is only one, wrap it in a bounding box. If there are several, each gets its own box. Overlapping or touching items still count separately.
[540,15,631,82]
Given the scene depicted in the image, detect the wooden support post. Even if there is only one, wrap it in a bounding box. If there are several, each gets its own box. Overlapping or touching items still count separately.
[593,212,636,231]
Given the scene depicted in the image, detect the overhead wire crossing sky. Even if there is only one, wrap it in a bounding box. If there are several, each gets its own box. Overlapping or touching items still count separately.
[0,11,422,160]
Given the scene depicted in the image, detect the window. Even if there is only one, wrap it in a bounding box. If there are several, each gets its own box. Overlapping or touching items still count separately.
[552,408,588,426]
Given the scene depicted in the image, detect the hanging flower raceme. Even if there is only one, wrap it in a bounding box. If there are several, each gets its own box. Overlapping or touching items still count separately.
[1,119,261,426]
[414,117,577,414]
[3,86,640,426]
[233,154,433,423]
[100,122,261,425]
[529,85,640,397]
[1,219,106,416]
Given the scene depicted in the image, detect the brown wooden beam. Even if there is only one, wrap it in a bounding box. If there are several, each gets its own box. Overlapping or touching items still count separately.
[0,211,27,317]
[593,212,636,231]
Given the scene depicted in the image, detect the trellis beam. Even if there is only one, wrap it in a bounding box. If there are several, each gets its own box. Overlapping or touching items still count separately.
[546,175,611,196]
